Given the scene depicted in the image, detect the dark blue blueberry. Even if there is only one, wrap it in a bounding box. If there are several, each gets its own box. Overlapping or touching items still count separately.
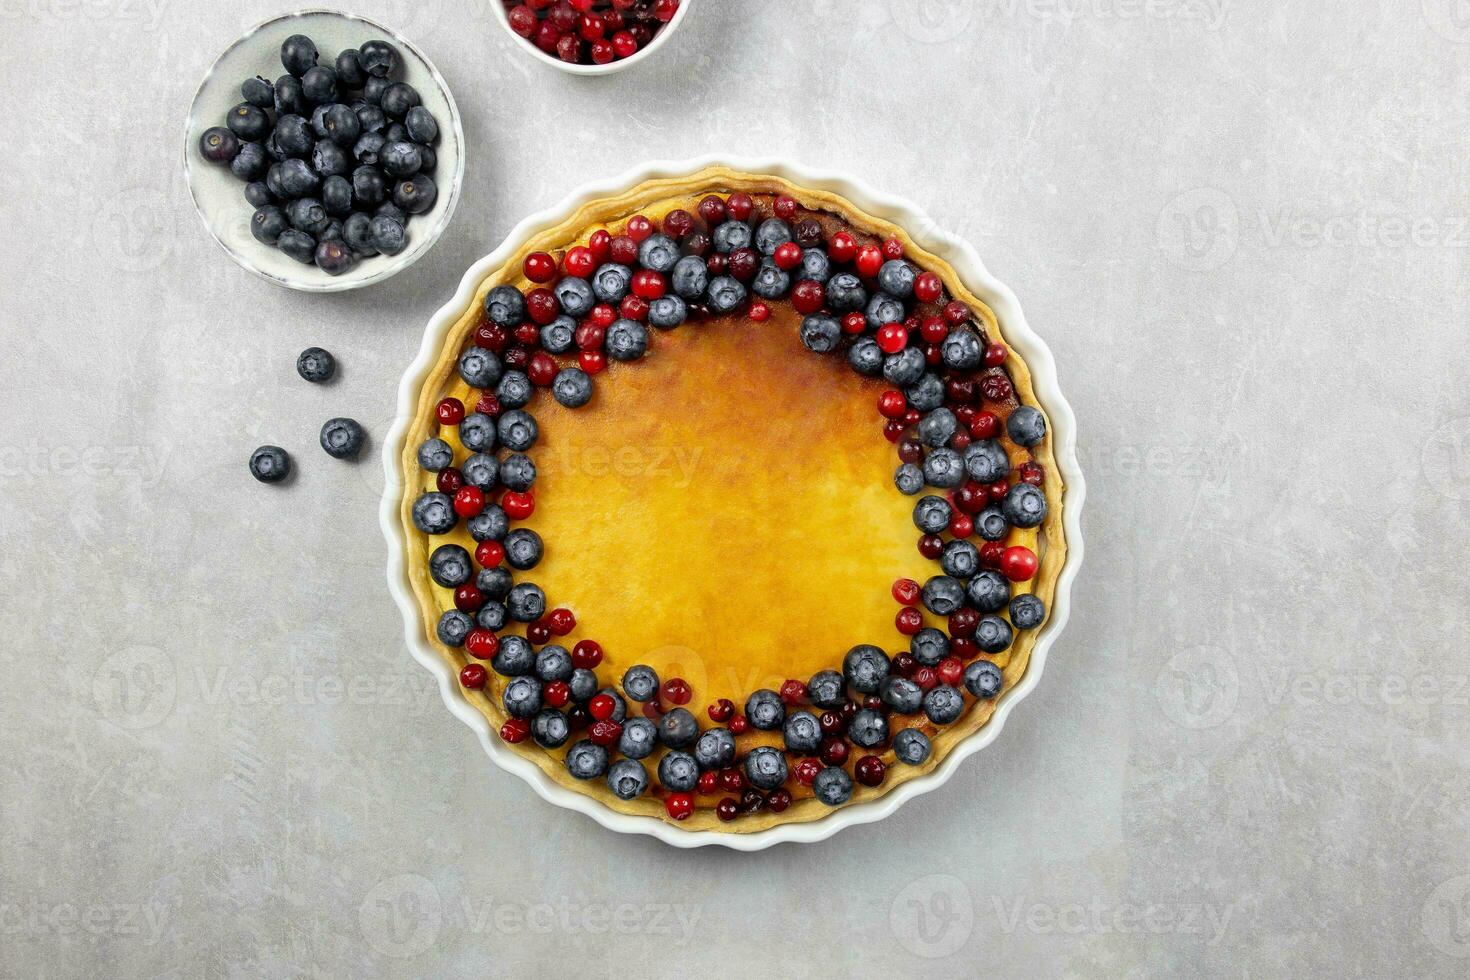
[843,645,890,694]
[368,214,405,255]
[380,81,420,119]
[941,328,983,369]
[922,684,965,725]
[905,373,945,412]
[428,544,472,587]
[477,602,507,631]
[461,452,498,490]
[275,114,314,157]
[1007,406,1047,446]
[605,319,648,361]
[362,75,390,106]
[881,676,923,714]
[638,233,679,272]
[554,277,594,317]
[286,197,331,236]
[301,65,337,104]
[531,708,570,748]
[244,181,273,208]
[321,174,353,215]
[607,759,649,800]
[505,528,543,571]
[467,506,508,543]
[783,710,822,753]
[411,491,456,534]
[658,751,699,791]
[751,264,790,299]
[249,445,291,483]
[335,47,366,87]
[917,408,957,448]
[492,635,534,676]
[877,259,916,298]
[1010,594,1046,630]
[359,39,398,78]
[321,103,360,147]
[799,248,831,283]
[591,263,632,303]
[913,495,952,534]
[436,609,473,646]
[497,410,538,452]
[753,218,792,255]
[314,240,353,275]
[744,746,789,791]
[274,75,307,116]
[712,220,752,253]
[229,142,267,180]
[848,337,883,376]
[975,615,1013,654]
[477,567,513,600]
[565,740,608,780]
[226,103,270,141]
[499,453,536,492]
[507,583,545,622]
[280,34,319,76]
[277,230,316,263]
[977,506,1009,541]
[800,314,841,353]
[241,75,274,108]
[826,272,867,313]
[458,412,497,453]
[496,370,533,408]
[706,275,746,313]
[895,463,924,495]
[540,315,576,354]
[883,347,926,385]
[352,165,387,205]
[921,576,966,616]
[319,417,365,457]
[484,285,526,327]
[813,767,853,806]
[355,103,386,134]
[745,689,785,730]
[910,627,949,667]
[276,157,319,197]
[807,669,846,709]
[381,140,422,176]
[534,643,572,682]
[964,660,1004,700]
[618,717,658,759]
[849,708,889,748]
[552,368,593,408]
[964,440,1011,483]
[670,255,708,300]
[1002,482,1047,528]
[693,728,736,770]
[405,105,438,143]
[393,174,436,214]
[648,295,687,329]
[417,145,438,175]
[319,219,344,243]
[622,665,659,702]
[658,708,699,749]
[940,539,980,579]
[893,728,932,765]
[865,292,905,330]
[251,206,289,245]
[568,667,598,703]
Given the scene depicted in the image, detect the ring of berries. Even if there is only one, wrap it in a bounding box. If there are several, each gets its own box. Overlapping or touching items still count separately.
[404,176,1060,829]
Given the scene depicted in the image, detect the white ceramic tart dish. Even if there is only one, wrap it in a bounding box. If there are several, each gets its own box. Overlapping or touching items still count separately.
[381,158,1086,850]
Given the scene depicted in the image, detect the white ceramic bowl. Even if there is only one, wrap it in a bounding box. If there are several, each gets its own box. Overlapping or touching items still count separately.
[489,0,694,76]
[183,10,464,292]
[380,156,1087,850]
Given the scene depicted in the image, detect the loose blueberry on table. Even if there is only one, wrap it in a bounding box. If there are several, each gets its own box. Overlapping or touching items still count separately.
[503,0,680,66]
[199,33,441,276]
[408,184,1057,827]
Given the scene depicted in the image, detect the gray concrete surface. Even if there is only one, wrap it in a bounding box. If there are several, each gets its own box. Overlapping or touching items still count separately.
[3,0,1469,975]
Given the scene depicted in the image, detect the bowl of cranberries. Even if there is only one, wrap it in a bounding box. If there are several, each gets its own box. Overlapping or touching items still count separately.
[494,0,690,74]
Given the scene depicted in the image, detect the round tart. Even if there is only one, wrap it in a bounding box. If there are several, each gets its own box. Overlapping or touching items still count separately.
[396,167,1066,833]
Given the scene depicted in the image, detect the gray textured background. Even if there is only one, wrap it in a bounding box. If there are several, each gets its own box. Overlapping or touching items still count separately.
[3,0,1469,976]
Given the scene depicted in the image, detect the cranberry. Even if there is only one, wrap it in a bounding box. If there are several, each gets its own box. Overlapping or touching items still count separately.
[574,321,605,351]
[528,351,558,386]
[988,479,1010,502]
[611,29,638,57]
[794,758,822,785]
[920,315,948,345]
[954,482,987,515]
[436,397,465,426]
[726,191,753,221]
[948,608,979,639]
[564,245,594,277]
[579,350,606,374]
[475,539,504,569]
[453,584,484,612]
[459,662,488,690]
[705,253,728,274]
[474,322,506,352]
[609,234,638,265]
[589,34,615,59]
[829,230,857,262]
[707,698,734,722]
[1001,545,1039,581]
[937,656,964,686]
[514,322,540,346]
[892,578,920,605]
[588,719,622,746]
[748,300,771,322]
[943,299,971,324]
[589,693,617,721]
[709,768,738,793]
[980,540,1005,568]
[947,379,975,405]
[913,270,943,303]
[642,699,664,721]
[523,251,556,283]
[588,228,611,263]
[619,295,648,320]
[982,374,1014,401]
[436,468,463,495]
[556,34,583,63]
[863,693,883,711]
[855,755,887,787]
[698,770,719,794]
[952,637,977,660]
[791,279,824,313]
[876,322,908,354]
[893,652,917,677]
[527,620,551,644]
[897,439,924,465]
[842,311,866,334]
[767,788,791,813]
[631,268,666,298]
[475,392,502,416]
[819,738,849,766]
[630,23,652,46]
[773,241,803,269]
[453,486,485,517]
[740,789,766,813]
[544,680,571,707]
[664,793,693,821]
[625,214,653,242]
[501,491,535,519]
[579,12,606,39]
[661,678,692,705]
[715,797,739,821]
[918,534,944,559]
[878,390,908,419]
[855,243,883,277]
[533,20,560,52]
[795,218,823,247]
[682,231,710,256]
[913,667,937,690]
[568,0,593,11]
[883,420,907,443]
[729,713,749,735]
[728,247,759,281]
[970,410,1000,439]
[984,343,1007,367]
[896,607,923,636]
[507,5,538,37]
[949,513,974,538]
[547,607,576,635]
[773,195,798,220]
[500,717,530,743]
[663,208,693,237]
[503,346,529,369]
[780,679,807,705]
[465,629,498,659]
[1020,462,1044,485]
[697,194,727,225]
[571,639,602,668]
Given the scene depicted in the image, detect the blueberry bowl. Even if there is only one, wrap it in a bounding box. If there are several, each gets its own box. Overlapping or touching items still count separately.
[184,10,464,292]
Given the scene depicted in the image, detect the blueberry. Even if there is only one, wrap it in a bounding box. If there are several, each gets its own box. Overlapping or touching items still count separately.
[377,199,408,225]
[754,218,792,255]
[893,728,932,765]
[458,412,497,453]
[496,370,533,408]
[751,264,790,300]
[251,206,289,245]
[321,175,353,215]
[534,643,572,682]
[350,132,385,168]
[319,219,344,243]
[807,669,846,709]
[1010,594,1046,630]
[368,215,406,254]
[670,255,708,300]
[866,292,906,331]
[355,102,386,133]
[706,275,746,313]
[466,506,508,542]
[363,75,390,106]
[242,75,274,108]
[648,296,687,329]
[622,666,659,702]
[499,453,536,492]
[905,373,945,413]
[497,410,538,452]
[436,609,473,647]
[492,634,533,676]
[975,615,1013,654]
[275,114,314,157]
[883,348,925,385]
[393,174,436,214]
[480,287,524,330]
[352,165,388,205]
[712,220,752,253]
[922,576,966,616]
[843,645,890,694]
[800,248,831,283]
[286,197,330,236]
[320,104,359,147]
[1002,482,1047,528]
[813,767,853,806]
[276,229,316,264]
[532,709,570,749]
[940,539,980,579]
[964,440,1011,483]
[847,337,883,376]
[314,240,354,275]
[411,492,456,533]
[919,447,966,489]
[967,570,1011,612]
[417,145,437,173]
[605,319,648,361]
[638,233,679,272]
[452,452,493,491]
[658,707,699,749]
[297,346,336,383]
[694,728,736,769]
[380,82,420,119]
[405,105,439,143]
[894,463,924,495]
[826,272,866,312]
[249,445,291,483]
[552,367,590,411]
[941,328,983,369]
[334,47,366,87]
[540,316,576,354]
[849,708,888,748]
[745,746,789,791]
[910,627,949,667]
[969,507,1004,543]
[565,741,608,780]
[745,689,785,730]
[274,75,308,116]
[618,717,658,759]
[922,684,965,725]
[507,583,546,622]
[359,39,398,78]
[477,602,507,631]
[800,314,841,353]
[381,141,422,176]
[226,103,270,141]
[280,34,319,76]
[782,710,822,753]
[917,408,957,448]
[427,546,472,590]
[965,660,1004,700]
[913,495,952,534]
[1007,406,1047,446]
[458,347,504,390]
[199,128,239,165]
[658,751,699,791]
[505,527,543,570]
[553,277,594,317]
[301,65,337,104]
[276,158,319,197]
[881,677,923,714]
[878,259,916,298]
[243,180,273,208]
[607,759,649,800]
[591,263,632,303]
[568,667,598,703]
[310,104,332,138]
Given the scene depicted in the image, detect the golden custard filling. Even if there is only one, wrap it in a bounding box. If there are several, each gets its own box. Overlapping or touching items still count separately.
[399,168,1064,833]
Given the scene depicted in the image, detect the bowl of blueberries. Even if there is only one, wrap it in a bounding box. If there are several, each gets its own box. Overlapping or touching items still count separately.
[185,10,464,291]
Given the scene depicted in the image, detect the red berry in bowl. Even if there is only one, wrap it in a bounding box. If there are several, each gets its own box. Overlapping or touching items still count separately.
[716,797,739,821]
[475,539,504,569]
[544,680,571,707]
[920,315,948,344]
[774,195,798,220]
[523,251,556,282]
[590,38,615,62]
[580,12,606,39]
[460,663,488,690]
[502,491,535,519]
[609,234,637,264]
[985,343,1007,367]
[794,758,822,785]
[500,717,530,743]
[707,698,734,722]
[631,268,666,298]
[1001,545,1038,581]
[855,755,886,787]
[564,245,594,277]
[829,230,857,262]
[878,390,907,418]
[588,229,611,262]
[896,607,923,635]
[454,584,485,612]
[791,279,824,313]
[571,639,602,668]
[436,397,465,426]
[773,241,803,270]
[547,607,576,635]
[626,214,653,242]
[748,300,771,322]
[453,486,485,517]
[842,311,866,334]
[588,692,617,721]
[556,34,582,63]
[876,322,908,354]
[892,578,920,605]
[661,677,692,705]
[914,270,943,303]
[508,5,538,37]
[697,194,727,225]
[528,351,558,386]
[726,191,753,221]
[780,679,808,705]
[856,243,883,277]
[663,208,693,237]
[465,629,499,659]
[664,793,693,820]
[579,349,606,374]
[612,30,637,57]
[943,300,971,324]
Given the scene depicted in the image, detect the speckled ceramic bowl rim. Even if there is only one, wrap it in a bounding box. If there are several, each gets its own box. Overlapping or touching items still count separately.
[487,0,694,76]
[379,156,1087,850]
[182,9,465,292]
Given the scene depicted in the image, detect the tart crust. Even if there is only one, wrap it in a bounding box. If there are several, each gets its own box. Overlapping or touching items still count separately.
[399,167,1066,832]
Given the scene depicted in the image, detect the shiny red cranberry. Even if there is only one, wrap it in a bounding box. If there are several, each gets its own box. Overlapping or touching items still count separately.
[980,540,1006,568]
[500,717,530,742]
[544,680,571,707]
[715,797,739,821]
[949,513,974,538]
[892,578,920,605]
[880,237,903,259]
[819,710,845,736]
[564,245,594,277]
[460,663,487,690]
[547,608,575,635]
[773,241,802,270]
[579,12,606,39]
[855,755,886,787]
[661,678,692,705]
[892,652,917,677]
[474,321,506,352]
[574,321,605,351]
[898,439,924,465]
[829,230,857,262]
[698,770,719,794]
[663,208,693,237]
[528,352,557,386]
[436,468,463,495]
[981,374,1013,401]
[631,268,666,298]
[705,253,727,274]
[588,693,617,721]
[453,584,484,612]
[720,768,745,791]
[503,345,529,369]
[682,230,710,256]
[501,491,535,519]
[937,656,965,686]
[588,719,622,746]
[555,34,583,63]
[948,608,979,639]
[773,195,798,220]
[820,738,849,766]
[918,534,944,559]
[641,699,661,720]
[579,349,606,374]
[913,666,938,690]
[664,793,693,820]
[952,637,977,660]
[625,214,653,242]
[919,315,948,345]
[619,295,648,320]
[729,713,749,735]
[876,322,908,353]
[896,607,923,636]
[533,21,560,53]
[514,322,540,346]
[728,247,758,281]
[878,390,907,419]
[507,5,538,37]
[588,228,611,263]
[795,218,822,247]
[523,251,556,283]
[1001,545,1038,581]
[988,480,1010,502]
[780,679,807,705]
[589,37,614,62]
[526,619,551,644]
[697,194,727,225]
[883,420,907,443]
[985,343,1007,367]
[726,191,753,221]
[794,758,822,785]
[791,279,824,313]
[913,270,943,303]
[1020,462,1044,485]
[767,788,791,812]
[609,234,637,264]
[856,243,883,277]
[748,300,771,322]
[465,629,498,660]
[475,540,504,569]
[436,397,465,426]
[707,698,734,722]
[453,486,484,517]
[571,639,602,668]
[841,311,866,334]
[611,29,637,57]
[970,410,1000,439]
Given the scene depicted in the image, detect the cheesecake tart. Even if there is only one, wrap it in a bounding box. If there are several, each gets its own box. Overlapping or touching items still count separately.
[397,167,1065,833]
